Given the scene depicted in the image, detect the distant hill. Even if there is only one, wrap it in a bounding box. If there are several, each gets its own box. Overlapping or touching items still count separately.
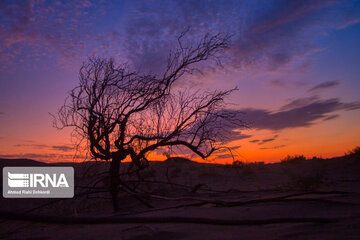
[0,158,47,167]
[164,157,195,164]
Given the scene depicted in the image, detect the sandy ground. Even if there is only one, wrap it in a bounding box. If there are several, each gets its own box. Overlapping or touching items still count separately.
[0,155,359,239]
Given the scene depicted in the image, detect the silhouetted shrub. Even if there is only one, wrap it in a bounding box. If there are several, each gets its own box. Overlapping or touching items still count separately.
[232,160,245,168]
[281,155,307,164]
[347,146,360,156]
[230,160,254,174]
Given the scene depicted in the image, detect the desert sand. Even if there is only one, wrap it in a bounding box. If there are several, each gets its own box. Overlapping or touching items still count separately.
[0,155,359,240]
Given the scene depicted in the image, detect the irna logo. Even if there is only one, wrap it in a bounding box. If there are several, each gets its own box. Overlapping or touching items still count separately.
[3,167,74,198]
[8,172,69,188]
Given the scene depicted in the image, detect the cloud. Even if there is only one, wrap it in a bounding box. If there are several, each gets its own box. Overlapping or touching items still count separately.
[255,135,279,145]
[0,0,37,46]
[0,153,87,162]
[50,145,73,152]
[223,0,357,71]
[259,144,286,150]
[0,0,109,70]
[229,145,242,151]
[216,154,234,160]
[204,97,360,145]
[215,145,242,154]
[280,96,319,111]
[91,0,360,74]
[219,97,360,132]
[309,80,340,92]
[13,144,48,148]
[1,0,359,73]
[323,114,339,121]
[13,143,73,152]
[232,133,252,141]
[258,138,276,145]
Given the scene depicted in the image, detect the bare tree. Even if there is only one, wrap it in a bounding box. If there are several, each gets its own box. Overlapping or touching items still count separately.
[54,33,242,211]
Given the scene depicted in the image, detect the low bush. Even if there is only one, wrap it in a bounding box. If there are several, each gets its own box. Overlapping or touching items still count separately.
[281,155,307,164]
[347,146,360,156]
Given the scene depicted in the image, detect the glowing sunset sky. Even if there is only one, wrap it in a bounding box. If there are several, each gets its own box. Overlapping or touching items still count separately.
[0,0,359,163]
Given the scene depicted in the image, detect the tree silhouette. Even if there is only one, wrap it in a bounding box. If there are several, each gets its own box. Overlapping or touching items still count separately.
[54,33,242,211]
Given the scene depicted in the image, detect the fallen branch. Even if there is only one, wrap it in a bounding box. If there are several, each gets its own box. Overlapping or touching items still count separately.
[144,191,358,207]
[0,211,338,226]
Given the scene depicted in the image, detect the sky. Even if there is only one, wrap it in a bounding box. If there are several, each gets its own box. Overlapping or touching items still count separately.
[0,0,360,163]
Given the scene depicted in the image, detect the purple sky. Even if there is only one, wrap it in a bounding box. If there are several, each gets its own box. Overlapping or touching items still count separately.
[0,0,360,162]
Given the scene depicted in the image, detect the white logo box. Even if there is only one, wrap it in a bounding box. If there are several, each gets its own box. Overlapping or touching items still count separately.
[3,167,74,198]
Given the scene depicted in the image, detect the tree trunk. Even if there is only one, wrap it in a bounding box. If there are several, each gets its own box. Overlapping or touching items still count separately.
[109,157,121,212]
